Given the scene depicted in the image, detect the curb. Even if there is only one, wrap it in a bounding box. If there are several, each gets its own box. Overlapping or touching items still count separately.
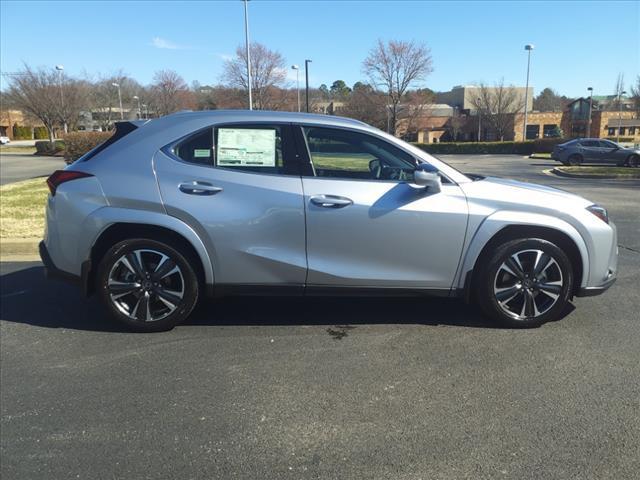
[0,238,40,259]
[550,167,640,180]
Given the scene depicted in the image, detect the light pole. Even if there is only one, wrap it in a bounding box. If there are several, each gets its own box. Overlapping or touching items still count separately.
[243,0,253,110]
[142,104,148,120]
[305,59,312,113]
[291,65,300,112]
[587,87,593,138]
[617,90,627,143]
[112,82,123,120]
[55,65,67,134]
[476,99,482,142]
[133,95,141,119]
[522,44,534,141]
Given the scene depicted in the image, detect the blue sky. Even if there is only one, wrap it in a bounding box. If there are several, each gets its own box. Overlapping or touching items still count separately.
[1,0,638,97]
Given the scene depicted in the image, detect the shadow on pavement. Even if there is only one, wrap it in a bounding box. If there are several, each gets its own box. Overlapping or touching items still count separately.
[1,266,504,333]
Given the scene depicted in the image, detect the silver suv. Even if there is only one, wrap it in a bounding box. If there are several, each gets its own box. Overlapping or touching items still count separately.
[41,111,618,331]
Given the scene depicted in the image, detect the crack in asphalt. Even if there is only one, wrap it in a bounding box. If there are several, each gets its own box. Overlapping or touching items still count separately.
[619,244,640,254]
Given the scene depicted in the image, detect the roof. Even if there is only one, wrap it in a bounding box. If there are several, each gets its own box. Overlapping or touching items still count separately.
[607,118,640,127]
[163,109,368,128]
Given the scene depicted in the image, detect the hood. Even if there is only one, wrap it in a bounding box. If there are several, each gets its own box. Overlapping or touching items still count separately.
[461,176,593,211]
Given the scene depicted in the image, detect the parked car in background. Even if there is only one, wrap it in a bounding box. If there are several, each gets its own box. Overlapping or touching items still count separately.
[0,135,10,145]
[41,111,617,331]
[552,138,640,167]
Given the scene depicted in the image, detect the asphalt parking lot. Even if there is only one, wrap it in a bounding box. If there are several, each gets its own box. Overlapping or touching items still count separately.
[1,156,639,479]
[0,153,66,185]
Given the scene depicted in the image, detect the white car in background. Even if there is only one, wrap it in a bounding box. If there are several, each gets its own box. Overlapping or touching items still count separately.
[0,136,10,145]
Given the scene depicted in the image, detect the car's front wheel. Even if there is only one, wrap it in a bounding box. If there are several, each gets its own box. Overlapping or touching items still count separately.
[627,154,639,168]
[97,238,199,332]
[476,238,574,328]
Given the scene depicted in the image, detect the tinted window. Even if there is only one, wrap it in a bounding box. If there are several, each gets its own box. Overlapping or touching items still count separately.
[303,127,416,181]
[599,140,618,148]
[580,140,598,147]
[175,128,214,166]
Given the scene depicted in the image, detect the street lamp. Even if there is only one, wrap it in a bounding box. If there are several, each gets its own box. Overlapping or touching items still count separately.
[291,65,300,112]
[141,104,148,120]
[133,95,142,119]
[112,82,123,120]
[305,59,312,113]
[243,0,253,110]
[587,87,593,138]
[617,90,627,143]
[522,44,534,141]
[55,65,67,134]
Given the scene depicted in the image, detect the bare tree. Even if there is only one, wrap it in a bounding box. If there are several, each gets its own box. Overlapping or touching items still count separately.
[222,42,288,110]
[470,80,523,141]
[87,73,141,130]
[342,83,387,130]
[630,75,640,115]
[613,73,625,110]
[362,39,433,135]
[149,70,194,116]
[4,65,69,141]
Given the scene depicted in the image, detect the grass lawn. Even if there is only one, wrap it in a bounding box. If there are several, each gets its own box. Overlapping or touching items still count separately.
[0,146,37,154]
[311,153,374,172]
[555,166,640,178]
[0,178,48,238]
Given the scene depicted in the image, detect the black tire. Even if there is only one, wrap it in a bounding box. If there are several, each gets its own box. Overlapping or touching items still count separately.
[627,155,639,168]
[475,238,574,328]
[567,154,582,166]
[97,238,199,332]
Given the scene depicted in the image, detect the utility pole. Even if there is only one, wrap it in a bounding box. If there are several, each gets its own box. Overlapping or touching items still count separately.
[243,0,252,110]
[617,90,627,143]
[55,65,67,134]
[522,44,534,141]
[305,59,312,113]
[587,87,593,138]
[291,65,300,112]
[112,83,123,120]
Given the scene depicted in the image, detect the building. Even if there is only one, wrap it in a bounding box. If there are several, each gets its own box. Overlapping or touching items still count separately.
[436,85,533,113]
[0,109,45,140]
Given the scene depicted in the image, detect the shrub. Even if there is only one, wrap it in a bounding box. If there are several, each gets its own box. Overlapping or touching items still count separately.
[33,127,49,140]
[12,125,33,140]
[62,131,112,163]
[413,141,535,155]
[532,137,568,153]
[35,140,65,155]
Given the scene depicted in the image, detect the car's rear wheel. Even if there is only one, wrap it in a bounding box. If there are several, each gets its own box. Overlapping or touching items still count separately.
[476,238,574,328]
[97,238,199,332]
[567,154,582,166]
[627,155,639,168]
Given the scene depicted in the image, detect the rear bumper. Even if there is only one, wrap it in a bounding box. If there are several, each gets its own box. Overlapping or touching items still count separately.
[39,241,92,294]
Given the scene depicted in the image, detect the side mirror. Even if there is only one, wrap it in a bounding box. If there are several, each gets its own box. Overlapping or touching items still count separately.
[413,163,441,193]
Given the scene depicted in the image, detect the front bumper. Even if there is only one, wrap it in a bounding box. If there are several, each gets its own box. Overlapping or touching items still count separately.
[576,273,616,297]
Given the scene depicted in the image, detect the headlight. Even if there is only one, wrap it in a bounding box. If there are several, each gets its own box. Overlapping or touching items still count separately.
[587,204,609,224]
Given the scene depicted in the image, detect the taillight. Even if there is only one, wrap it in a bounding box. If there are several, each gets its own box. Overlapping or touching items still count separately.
[46,170,93,196]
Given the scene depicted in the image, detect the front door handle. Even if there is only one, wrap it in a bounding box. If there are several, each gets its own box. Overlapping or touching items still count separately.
[179,181,223,196]
[309,194,353,208]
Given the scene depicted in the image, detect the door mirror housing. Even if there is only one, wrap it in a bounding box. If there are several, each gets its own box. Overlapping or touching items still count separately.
[413,163,441,193]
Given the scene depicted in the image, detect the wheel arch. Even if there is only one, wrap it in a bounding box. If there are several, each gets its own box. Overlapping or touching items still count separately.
[80,208,215,296]
[459,213,589,299]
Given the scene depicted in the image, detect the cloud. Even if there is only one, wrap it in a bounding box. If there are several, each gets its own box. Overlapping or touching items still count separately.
[216,53,233,61]
[150,37,184,50]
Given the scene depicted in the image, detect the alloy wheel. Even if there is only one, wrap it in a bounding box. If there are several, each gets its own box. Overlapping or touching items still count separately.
[107,249,185,322]
[493,249,563,320]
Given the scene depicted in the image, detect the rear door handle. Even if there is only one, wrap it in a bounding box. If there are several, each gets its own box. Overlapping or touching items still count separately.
[179,181,223,196]
[309,194,353,208]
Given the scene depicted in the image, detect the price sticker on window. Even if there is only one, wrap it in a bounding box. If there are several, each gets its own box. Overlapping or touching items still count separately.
[217,128,276,167]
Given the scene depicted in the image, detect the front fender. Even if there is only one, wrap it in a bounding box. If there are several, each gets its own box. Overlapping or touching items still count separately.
[79,206,215,286]
[457,210,590,289]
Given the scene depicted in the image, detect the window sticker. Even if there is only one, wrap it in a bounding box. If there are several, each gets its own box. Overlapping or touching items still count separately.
[193,149,211,158]
[217,128,276,167]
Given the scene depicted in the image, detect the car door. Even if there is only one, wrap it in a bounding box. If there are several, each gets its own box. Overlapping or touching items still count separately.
[579,140,601,163]
[297,125,469,291]
[154,123,307,288]
[598,140,620,164]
